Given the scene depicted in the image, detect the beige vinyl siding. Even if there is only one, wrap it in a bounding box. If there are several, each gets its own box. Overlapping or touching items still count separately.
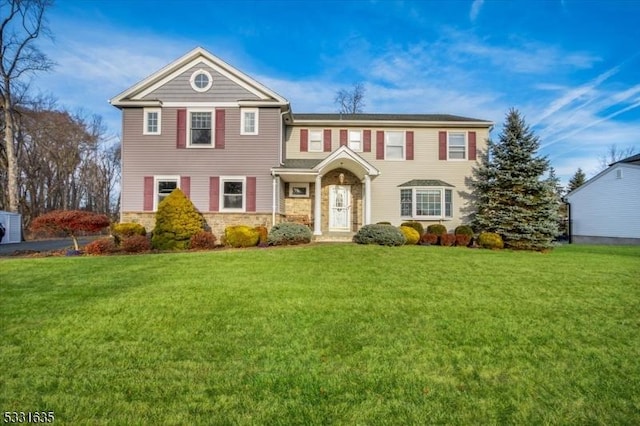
[285,125,489,230]
[142,64,261,103]
[121,107,281,214]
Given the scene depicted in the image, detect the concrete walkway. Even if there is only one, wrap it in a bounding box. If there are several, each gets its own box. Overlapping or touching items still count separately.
[0,237,98,256]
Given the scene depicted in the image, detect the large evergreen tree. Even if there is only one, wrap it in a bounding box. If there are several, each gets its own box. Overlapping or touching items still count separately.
[470,109,559,250]
[567,168,587,192]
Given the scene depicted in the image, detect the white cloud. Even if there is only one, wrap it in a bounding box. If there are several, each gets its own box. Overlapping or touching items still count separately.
[470,0,485,22]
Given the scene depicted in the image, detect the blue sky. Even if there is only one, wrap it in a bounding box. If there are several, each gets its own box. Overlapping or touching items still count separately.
[35,0,640,185]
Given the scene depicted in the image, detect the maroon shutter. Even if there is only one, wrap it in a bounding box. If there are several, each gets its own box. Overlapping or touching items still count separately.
[439,131,447,160]
[300,129,308,152]
[177,109,186,148]
[246,177,256,212]
[376,131,385,160]
[340,129,348,146]
[209,176,220,212]
[143,176,154,211]
[215,109,225,149]
[406,131,414,160]
[363,130,371,152]
[468,131,477,160]
[180,176,191,198]
[323,129,332,152]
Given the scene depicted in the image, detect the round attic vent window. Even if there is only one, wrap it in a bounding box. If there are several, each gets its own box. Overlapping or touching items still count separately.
[190,69,213,92]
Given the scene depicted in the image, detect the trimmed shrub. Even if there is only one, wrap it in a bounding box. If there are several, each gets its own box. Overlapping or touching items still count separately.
[353,224,405,246]
[455,234,472,247]
[420,233,439,245]
[440,233,456,247]
[224,225,260,248]
[401,221,424,237]
[254,226,268,246]
[84,238,116,255]
[426,224,447,236]
[268,222,312,246]
[399,226,420,245]
[454,225,474,237]
[121,235,151,253]
[376,221,392,225]
[152,188,205,250]
[189,231,217,250]
[112,222,146,245]
[478,232,504,249]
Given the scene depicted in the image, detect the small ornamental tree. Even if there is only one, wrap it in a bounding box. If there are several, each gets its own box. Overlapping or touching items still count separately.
[30,210,110,251]
[151,188,205,250]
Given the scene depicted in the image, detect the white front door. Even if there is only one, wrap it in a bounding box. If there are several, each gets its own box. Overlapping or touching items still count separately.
[329,185,351,231]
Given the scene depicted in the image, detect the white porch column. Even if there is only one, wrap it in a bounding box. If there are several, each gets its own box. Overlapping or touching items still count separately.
[313,174,322,236]
[364,174,372,225]
[272,176,278,226]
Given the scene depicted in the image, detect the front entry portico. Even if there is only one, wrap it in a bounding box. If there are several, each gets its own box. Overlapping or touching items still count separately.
[272,145,380,237]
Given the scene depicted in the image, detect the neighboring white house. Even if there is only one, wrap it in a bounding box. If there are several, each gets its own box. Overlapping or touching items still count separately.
[566,153,640,244]
[0,211,22,244]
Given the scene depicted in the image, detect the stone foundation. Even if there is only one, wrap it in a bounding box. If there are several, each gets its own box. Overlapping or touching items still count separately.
[120,212,282,238]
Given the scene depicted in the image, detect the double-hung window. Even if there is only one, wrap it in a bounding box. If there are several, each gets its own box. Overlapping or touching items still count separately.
[309,130,323,152]
[400,186,453,219]
[155,176,179,210]
[448,132,466,160]
[190,111,212,146]
[241,108,258,135]
[143,108,161,135]
[385,131,404,160]
[221,177,245,211]
[348,130,362,151]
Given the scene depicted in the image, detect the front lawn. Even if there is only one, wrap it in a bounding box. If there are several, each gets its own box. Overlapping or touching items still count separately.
[1,244,639,424]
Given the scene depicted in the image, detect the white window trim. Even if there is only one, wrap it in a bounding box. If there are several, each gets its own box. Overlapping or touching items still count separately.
[240,108,259,135]
[447,132,467,161]
[188,108,215,148]
[154,175,180,211]
[289,183,309,198]
[309,129,323,152]
[385,130,406,161]
[143,108,162,135]
[348,130,362,152]
[400,187,453,220]
[220,176,247,212]
[190,69,213,92]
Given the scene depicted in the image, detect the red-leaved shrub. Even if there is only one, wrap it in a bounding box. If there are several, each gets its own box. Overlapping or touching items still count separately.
[455,234,472,247]
[121,235,151,253]
[189,231,217,250]
[440,233,456,246]
[420,233,439,245]
[84,238,116,255]
[30,210,110,250]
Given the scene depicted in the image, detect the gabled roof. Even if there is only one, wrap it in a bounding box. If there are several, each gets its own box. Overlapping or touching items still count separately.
[611,153,640,165]
[398,179,455,188]
[566,161,640,199]
[110,47,289,108]
[293,113,492,128]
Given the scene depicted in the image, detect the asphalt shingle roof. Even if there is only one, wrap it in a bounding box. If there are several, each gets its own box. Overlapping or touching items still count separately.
[293,113,491,123]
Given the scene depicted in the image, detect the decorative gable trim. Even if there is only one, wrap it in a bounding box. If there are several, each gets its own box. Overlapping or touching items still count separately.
[110,47,289,107]
[313,145,380,177]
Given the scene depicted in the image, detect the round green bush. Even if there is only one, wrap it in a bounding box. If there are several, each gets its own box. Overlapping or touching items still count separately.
[454,225,474,236]
[426,224,447,236]
[478,232,504,249]
[401,221,424,236]
[224,225,260,248]
[376,221,392,225]
[152,188,205,250]
[399,226,420,245]
[268,222,312,246]
[353,224,406,246]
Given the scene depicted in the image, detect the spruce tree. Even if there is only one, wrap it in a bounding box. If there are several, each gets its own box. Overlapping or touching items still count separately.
[470,109,559,250]
[567,168,587,192]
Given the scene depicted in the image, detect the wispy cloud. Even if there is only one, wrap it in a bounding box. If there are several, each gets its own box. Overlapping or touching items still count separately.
[470,0,485,22]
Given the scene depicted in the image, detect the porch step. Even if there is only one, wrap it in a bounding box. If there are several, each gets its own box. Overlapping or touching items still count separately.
[314,232,355,243]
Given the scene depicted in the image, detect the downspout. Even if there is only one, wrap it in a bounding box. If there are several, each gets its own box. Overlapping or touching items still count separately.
[566,201,572,244]
[279,110,288,166]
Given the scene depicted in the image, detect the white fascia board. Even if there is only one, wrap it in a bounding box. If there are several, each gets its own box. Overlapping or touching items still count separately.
[292,119,493,128]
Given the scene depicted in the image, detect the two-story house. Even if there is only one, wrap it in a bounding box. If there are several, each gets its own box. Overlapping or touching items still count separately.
[110,47,492,239]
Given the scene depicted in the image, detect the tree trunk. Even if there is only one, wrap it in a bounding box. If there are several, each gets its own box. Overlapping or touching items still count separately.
[3,94,19,213]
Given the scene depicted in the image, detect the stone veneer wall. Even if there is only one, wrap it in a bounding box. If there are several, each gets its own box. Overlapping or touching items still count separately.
[121,212,282,239]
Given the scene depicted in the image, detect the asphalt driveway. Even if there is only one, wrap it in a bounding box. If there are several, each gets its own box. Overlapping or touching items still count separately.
[0,237,99,256]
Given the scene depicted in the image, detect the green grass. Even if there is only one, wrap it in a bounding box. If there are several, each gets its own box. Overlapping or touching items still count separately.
[1,244,639,424]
